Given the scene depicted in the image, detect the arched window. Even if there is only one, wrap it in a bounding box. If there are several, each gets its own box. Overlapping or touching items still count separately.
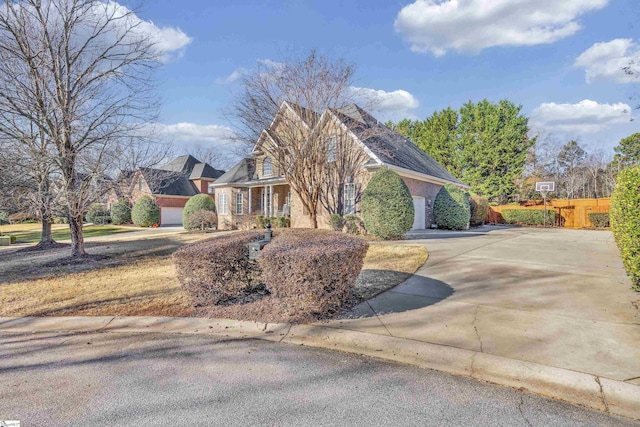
[263,157,273,176]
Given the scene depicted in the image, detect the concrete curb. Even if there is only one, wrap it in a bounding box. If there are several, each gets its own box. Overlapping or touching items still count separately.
[1,316,638,421]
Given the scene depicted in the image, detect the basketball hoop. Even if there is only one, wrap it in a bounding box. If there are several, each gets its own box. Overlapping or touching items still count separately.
[535,182,555,227]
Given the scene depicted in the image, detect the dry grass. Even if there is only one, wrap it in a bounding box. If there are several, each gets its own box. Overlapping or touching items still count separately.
[0,241,427,318]
[0,223,66,233]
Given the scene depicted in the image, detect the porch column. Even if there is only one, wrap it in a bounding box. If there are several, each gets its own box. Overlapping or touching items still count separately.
[248,187,252,214]
[269,185,274,217]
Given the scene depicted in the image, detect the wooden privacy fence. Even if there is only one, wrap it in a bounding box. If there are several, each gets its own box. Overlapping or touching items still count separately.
[486,198,610,228]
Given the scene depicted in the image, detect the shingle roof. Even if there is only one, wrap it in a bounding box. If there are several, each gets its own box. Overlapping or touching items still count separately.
[159,155,201,174]
[140,167,199,197]
[212,158,256,186]
[189,163,225,180]
[332,104,463,185]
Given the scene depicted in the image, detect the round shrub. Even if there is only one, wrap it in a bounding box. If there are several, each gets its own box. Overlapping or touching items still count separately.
[361,169,414,239]
[433,184,470,230]
[468,193,489,226]
[259,229,368,320]
[182,194,216,229]
[86,204,110,224]
[173,231,262,306]
[131,196,160,227]
[610,166,640,290]
[185,209,217,232]
[111,199,131,225]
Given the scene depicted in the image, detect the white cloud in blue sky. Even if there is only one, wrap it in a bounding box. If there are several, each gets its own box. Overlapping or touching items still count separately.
[349,86,420,122]
[153,122,237,145]
[530,100,632,134]
[575,39,640,84]
[395,0,609,56]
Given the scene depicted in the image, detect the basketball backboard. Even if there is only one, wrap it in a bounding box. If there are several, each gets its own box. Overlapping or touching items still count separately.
[535,181,555,192]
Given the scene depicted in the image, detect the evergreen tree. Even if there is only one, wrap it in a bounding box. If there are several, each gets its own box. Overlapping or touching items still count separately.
[614,132,640,168]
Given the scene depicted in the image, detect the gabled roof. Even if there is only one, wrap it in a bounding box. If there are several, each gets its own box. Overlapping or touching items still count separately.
[159,155,201,174]
[140,167,199,197]
[331,104,464,186]
[189,163,225,180]
[212,158,256,186]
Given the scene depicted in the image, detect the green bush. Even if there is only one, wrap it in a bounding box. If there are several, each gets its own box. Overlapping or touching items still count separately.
[501,209,556,226]
[361,169,414,239]
[53,216,69,224]
[9,235,16,244]
[184,209,217,232]
[0,211,8,225]
[110,199,131,225]
[343,215,365,235]
[433,185,470,230]
[255,215,267,228]
[468,193,489,226]
[86,204,110,224]
[610,166,640,290]
[131,196,160,227]
[588,212,610,228]
[183,194,215,229]
[271,216,290,228]
[329,214,344,231]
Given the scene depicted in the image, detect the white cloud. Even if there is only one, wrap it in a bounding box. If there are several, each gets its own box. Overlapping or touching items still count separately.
[575,39,640,83]
[530,99,631,134]
[349,86,419,121]
[394,0,609,56]
[215,68,246,85]
[257,58,285,69]
[154,123,237,145]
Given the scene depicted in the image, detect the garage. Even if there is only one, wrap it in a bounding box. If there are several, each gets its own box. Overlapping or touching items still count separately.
[411,196,425,230]
[160,207,184,225]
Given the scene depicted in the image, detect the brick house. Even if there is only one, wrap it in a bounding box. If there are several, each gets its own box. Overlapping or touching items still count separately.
[213,102,467,230]
[109,155,225,225]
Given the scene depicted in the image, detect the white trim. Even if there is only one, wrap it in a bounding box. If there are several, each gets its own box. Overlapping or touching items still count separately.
[369,164,470,189]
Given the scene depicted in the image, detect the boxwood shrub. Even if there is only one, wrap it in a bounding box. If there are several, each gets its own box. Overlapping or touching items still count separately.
[610,166,640,290]
[433,184,470,230]
[131,196,160,227]
[173,231,263,306]
[468,193,489,226]
[183,194,216,230]
[588,212,610,228]
[110,199,131,225]
[86,204,110,224]
[361,169,414,239]
[259,229,368,319]
[502,209,556,226]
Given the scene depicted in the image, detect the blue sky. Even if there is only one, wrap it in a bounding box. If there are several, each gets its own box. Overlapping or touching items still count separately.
[128,0,640,163]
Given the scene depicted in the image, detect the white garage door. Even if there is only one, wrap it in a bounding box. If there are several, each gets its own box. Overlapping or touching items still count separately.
[412,196,426,230]
[161,207,184,225]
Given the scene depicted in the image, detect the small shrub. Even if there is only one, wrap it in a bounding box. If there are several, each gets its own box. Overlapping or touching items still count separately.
[259,229,368,319]
[131,196,160,227]
[185,209,217,232]
[468,193,489,226]
[53,216,69,224]
[0,211,8,224]
[588,212,610,228]
[610,166,640,290]
[9,235,16,244]
[8,212,37,223]
[111,199,131,225]
[361,169,414,239]
[255,215,267,228]
[501,209,556,226]
[86,204,110,224]
[329,214,344,231]
[433,185,470,230]
[183,194,215,229]
[271,216,290,228]
[343,215,365,235]
[173,231,263,306]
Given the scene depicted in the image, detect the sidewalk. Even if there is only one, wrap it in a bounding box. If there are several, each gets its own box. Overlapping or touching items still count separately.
[1,226,639,420]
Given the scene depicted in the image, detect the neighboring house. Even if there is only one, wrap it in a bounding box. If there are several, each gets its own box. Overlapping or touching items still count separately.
[108,155,225,225]
[213,102,467,230]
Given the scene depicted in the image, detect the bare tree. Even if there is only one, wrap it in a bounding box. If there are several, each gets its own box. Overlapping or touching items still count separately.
[0,0,160,256]
[230,50,379,227]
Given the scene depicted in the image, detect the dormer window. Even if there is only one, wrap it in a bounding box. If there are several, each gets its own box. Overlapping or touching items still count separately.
[327,136,337,163]
[263,157,273,176]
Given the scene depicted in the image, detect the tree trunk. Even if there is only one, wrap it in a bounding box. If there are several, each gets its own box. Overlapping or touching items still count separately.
[69,215,85,257]
[310,211,318,228]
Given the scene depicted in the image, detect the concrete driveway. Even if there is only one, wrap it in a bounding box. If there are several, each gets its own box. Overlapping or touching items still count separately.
[331,226,640,384]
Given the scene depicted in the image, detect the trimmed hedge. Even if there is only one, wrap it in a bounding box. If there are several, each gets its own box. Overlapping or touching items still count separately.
[610,166,640,290]
[111,199,131,225]
[361,169,414,239]
[185,209,217,232]
[259,229,368,318]
[468,193,489,226]
[173,231,263,306]
[131,196,160,227]
[86,204,110,224]
[502,209,556,226]
[183,194,215,230]
[588,212,610,228]
[433,185,470,230]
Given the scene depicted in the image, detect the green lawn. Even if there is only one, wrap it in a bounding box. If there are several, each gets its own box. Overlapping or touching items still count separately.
[6,225,134,243]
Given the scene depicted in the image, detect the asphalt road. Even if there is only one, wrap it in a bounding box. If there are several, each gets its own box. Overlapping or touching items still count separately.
[0,332,635,426]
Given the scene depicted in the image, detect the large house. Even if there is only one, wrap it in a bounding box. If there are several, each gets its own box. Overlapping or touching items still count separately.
[109,155,225,225]
[213,102,467,230]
